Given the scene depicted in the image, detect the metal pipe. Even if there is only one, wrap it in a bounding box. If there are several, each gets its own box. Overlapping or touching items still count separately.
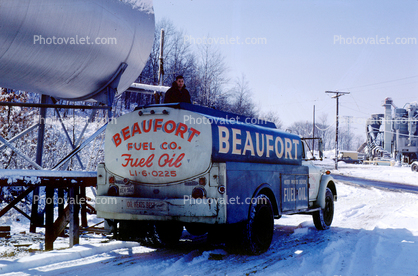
[0,124,39,152]
[52,123,108,171]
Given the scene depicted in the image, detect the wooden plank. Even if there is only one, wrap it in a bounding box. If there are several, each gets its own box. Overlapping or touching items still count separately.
[0,226,11,231]
[0,232,11,238]
[12,206,31,220]
[81,227,108,234]
[0,176,96,187]
[52,205,70,239]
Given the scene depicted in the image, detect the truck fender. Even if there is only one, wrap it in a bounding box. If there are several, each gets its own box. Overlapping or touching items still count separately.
[251,183,280,217]
[315,175,337,209]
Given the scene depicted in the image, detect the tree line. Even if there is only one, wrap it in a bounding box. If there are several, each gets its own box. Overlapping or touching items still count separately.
[120,19,281,127]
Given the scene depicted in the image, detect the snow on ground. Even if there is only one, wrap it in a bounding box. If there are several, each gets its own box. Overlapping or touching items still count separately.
[1,164,418,275]
[332,162,417,186]
[319,150,417,185]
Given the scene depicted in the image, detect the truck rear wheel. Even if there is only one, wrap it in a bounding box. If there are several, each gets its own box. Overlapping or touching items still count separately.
[240,194,274,255]
[185,223,208,236]
[411,162,418,172]
[153,222,184,246]
[313,187,334,230]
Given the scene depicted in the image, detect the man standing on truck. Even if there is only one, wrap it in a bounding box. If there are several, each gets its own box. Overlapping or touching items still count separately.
[164,75,192,104]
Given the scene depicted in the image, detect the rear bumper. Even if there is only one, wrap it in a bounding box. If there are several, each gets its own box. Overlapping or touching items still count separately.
[95,196,226,224]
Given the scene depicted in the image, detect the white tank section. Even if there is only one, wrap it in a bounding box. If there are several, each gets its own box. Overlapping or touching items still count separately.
[104,106,213,184]
[0,0,154,102]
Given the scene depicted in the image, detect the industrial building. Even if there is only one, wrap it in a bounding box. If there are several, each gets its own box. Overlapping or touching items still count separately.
[365,97,418,164]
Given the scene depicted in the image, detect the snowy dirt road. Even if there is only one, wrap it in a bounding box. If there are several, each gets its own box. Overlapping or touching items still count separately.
[2,180,418,276]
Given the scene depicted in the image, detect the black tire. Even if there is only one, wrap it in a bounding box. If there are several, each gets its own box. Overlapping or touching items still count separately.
[411,162,418,172]
[153,221,184,246]
[118,220,145,241]
[313,187,334,230]
[236,194,274,255]
[185,223,208,236]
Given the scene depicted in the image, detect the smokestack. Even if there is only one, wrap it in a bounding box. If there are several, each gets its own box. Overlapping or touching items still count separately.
[383,97,393,153]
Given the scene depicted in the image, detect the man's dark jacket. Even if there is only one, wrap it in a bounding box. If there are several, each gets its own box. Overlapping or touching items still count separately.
[164,82,192,103]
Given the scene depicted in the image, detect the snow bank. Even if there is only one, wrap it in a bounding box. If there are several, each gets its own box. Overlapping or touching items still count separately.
[0,240,142,274]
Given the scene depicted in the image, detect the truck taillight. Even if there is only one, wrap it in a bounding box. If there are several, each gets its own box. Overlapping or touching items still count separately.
[218,185,226,194]
[199,177,206,186]
[326,170,331,175]
[109,176,115,184]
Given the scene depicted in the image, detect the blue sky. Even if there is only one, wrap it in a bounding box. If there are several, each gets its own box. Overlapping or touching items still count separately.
[153,0,418,137]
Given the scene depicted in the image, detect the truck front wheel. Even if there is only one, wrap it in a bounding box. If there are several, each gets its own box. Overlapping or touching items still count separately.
[313,187,334,230]
[411,161,418,172]
[242,194,274,255]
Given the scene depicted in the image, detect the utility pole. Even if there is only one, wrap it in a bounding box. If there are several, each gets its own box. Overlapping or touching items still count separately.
[312,105,315,155]
[155,28,165,104]
[325,91,350,170]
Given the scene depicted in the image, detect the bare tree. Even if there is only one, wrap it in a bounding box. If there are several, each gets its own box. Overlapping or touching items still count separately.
[229,74,257,117]
[288,121,313,137]
[193,42,229,109]
[136,18,196,105]
[316,113,334,151]
[259,110,283,129]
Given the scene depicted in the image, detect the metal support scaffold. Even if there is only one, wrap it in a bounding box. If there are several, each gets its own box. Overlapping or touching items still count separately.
[0,98,110,250]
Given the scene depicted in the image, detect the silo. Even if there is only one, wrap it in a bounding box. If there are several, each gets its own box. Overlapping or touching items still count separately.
[382,97,393,153]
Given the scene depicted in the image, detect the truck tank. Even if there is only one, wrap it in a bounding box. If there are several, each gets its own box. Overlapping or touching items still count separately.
[104,103,303,184]
[0,0,154,102]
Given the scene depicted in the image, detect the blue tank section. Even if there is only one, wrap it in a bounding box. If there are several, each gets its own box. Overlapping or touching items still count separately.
[137,103,303,166]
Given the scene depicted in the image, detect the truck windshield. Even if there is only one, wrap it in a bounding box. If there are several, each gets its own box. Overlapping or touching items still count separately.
[301,138,323,161]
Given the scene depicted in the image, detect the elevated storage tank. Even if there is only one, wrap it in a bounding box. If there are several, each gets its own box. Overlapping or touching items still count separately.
[0,0,154,103]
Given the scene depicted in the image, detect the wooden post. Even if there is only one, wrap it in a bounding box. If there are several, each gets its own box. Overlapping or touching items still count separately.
[80,187,87,228]
[69,187,79,247]
[58,188,64,217]
[57,188,65,237]
[45,187,54,251]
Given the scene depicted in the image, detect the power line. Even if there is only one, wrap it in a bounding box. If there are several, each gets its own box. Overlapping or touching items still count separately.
[342,75,418,90]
